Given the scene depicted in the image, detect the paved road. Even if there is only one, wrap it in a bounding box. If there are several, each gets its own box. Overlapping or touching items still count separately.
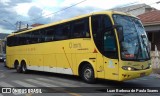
[0,62,160,96]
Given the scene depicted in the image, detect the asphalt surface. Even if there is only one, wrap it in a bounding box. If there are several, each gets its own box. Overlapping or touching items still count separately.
[0,62,160,96]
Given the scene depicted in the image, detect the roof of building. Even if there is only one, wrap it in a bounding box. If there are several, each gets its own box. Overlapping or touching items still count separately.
[112,4,149,11]
[0,33,9,39]
[31,23,43,27]
[138,10,160,25]
[112,4,156,16]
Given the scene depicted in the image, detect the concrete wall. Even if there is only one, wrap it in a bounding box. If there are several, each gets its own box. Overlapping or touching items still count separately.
[151,51,160,69]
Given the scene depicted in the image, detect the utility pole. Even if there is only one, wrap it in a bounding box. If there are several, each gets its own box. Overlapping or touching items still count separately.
[15,21,22,30]
[19,21,22,30]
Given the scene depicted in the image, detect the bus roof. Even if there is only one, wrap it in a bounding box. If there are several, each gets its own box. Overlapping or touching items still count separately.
[7,10,136,37]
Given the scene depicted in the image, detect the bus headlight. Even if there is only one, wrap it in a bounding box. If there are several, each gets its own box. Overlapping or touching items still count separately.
[128,67,132,71]
[122,66,134,71]
[149,64,152,68]
[150,65,152,68]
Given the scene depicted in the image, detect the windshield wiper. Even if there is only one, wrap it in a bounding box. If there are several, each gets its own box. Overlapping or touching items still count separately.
[135,43,140,60]
[141,34,150,59]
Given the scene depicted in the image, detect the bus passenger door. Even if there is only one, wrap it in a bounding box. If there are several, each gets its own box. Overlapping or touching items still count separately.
[103,58,119,80]
[91,15,119,80]
[103,28,119,80]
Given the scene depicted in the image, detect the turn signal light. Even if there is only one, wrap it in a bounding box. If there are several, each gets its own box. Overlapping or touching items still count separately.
[93,48,98,53]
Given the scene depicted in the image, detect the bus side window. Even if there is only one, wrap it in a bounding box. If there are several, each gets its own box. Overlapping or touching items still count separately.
[55,23,71,40]
[36,31,42,43]
[31,31,39,44]
[61,24,70,39]
[7,36,17,46]
[92,15,118,59]
[25,32,32,44]
[91,15,103,53]
[103,16,118,59]
[72,18,90,38]
[18,34,26,45]
[44,27,55,42]
[103,16,116,52]
[55,26,64,40]
[30,30,43,43]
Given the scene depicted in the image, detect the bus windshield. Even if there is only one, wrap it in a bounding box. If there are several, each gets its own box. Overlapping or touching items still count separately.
[113,14,150,61]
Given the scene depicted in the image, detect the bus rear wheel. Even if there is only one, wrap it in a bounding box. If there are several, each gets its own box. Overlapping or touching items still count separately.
[81,64,95,83]
[22,62,28,73]
[16,64,22,73]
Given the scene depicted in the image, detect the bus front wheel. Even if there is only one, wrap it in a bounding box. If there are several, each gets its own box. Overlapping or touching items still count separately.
[81,64,95,83]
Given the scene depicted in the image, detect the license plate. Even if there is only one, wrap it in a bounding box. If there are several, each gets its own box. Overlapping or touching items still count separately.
[140,73,145,77]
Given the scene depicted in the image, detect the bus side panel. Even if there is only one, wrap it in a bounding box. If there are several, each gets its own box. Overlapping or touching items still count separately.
[6,55,12,68]
[72,54,77,75]
[38,55,43,71]
[56,53,73,75]
[27,55,38,71]
[96,54,105,79]
[27,55,43,71]
[76,53,97,77]
[64,54,73,74]
[43,54,56,72]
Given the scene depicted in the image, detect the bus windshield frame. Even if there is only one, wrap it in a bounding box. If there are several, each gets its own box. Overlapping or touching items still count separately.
[113,14,150,61]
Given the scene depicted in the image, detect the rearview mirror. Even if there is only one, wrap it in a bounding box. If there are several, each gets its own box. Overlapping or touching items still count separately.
[113,25,124,42]
[141,34,146,38]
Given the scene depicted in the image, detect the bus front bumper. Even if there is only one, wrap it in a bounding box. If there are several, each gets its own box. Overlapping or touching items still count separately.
[118,68,152,81]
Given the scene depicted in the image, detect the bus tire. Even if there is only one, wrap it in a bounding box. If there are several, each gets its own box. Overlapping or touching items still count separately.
[81,64,95,83]
[16,64,22,73]
[22,62,28,74]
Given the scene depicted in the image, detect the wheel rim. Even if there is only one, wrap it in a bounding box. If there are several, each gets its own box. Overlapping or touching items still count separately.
[16,65,21,72]
[84,68,92,80]
[16,66,19,70]
[22,64,26,72]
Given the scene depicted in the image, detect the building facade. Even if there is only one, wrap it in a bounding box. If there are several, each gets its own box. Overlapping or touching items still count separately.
[0,33,9,54]
[138,10,160,51]
[112,4,156,16]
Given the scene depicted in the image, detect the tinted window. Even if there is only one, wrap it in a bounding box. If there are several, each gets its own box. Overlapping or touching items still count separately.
[91,15,103,53]
[30,31,39,44]
[55,24,70,40]
[7,36,16,46]
[44,27,55,42]
[7,17,90,47]
[72,18,90,38]
[25,32,32,44]
[92,15,117,59]
[18,34,26,45]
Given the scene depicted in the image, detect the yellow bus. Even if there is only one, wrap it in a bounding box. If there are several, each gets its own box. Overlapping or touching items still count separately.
[6,11,152,83]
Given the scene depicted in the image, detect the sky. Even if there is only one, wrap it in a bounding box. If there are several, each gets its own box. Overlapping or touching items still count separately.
[0,0,160,34]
